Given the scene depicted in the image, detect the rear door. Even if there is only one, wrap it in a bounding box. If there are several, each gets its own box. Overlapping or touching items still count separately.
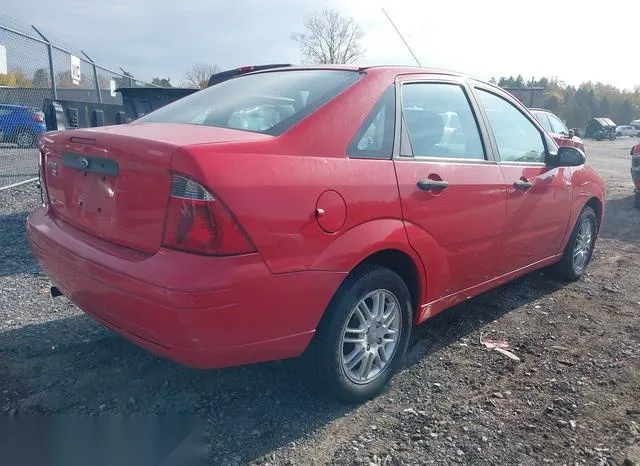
[471,84,573,274]
[393,76,507,300]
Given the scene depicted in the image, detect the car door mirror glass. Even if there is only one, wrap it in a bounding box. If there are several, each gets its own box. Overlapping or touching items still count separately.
[546,146,585,167]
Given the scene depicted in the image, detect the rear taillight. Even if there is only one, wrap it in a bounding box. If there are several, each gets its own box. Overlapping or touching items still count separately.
[161,174,255,256]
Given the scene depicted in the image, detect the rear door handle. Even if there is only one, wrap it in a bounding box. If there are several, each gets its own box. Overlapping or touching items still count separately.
[513,179,533,190]
[417,179,449,191]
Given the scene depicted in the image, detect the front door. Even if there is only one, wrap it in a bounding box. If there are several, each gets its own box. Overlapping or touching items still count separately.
[393,78,507,302]
[472,87,573,274]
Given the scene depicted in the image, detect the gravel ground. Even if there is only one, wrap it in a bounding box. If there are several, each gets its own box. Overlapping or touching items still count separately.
[1,138,639,465]
[0,145,39,188]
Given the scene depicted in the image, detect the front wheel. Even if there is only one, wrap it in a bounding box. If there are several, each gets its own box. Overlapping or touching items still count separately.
[552,206,597,281]
[307,266,412,403]
[634,192,640,209]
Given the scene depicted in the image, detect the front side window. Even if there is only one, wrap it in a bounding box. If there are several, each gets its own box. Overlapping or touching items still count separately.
[136,70,361,136]
[401,83,485,159]
[548,114,569,135]
[476,89,546,163]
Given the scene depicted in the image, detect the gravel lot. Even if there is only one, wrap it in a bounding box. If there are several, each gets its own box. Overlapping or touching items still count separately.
[0,145,39,188]
[1,138,639,465]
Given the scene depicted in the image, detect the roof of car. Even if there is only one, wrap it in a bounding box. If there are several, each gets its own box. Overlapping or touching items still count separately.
[242,64,495,86]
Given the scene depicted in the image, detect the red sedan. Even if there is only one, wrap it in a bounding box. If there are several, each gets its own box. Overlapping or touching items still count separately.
[28,66,605,403]
[530,108,585,153]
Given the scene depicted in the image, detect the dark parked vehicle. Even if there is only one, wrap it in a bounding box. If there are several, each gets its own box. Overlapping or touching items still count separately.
[0,104,47,147]
[585,117,617,139]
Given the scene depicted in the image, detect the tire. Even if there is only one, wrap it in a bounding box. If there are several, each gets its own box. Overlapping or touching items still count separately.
[553,206,597,281]
[634,192,640,209]
[306,265,412,404]
[13,129,36,148]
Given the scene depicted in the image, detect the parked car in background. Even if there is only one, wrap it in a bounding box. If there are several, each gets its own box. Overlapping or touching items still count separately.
[28,66,605,403]
[632,143,640,208]
[585,117,617,139]
[530,108,586,152]
[0,104,46,148]
[616,125,640,137]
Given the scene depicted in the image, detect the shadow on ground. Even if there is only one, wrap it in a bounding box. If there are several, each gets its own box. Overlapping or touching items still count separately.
[0,212,40,278]
[0,268,564,463]
[598,194,640,244]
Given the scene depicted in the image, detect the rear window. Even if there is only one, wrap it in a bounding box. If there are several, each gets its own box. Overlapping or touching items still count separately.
[136,69,361,135]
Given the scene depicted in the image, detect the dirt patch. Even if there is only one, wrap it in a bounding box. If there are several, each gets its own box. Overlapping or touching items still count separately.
[1,138,639,465]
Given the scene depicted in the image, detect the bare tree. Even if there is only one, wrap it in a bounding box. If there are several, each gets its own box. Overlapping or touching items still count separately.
[183,63,221,89]
[291,8,365,65]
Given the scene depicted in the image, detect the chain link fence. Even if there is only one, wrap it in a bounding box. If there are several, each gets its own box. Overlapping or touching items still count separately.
[0,14,154,190]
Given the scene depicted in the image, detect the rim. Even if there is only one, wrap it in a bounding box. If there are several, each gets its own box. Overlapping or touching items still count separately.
[16,131,34,148]
[340,289,402,385]
[573,218,594,273]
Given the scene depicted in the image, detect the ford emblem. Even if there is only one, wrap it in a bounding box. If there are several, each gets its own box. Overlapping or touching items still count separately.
[78,157,90,169]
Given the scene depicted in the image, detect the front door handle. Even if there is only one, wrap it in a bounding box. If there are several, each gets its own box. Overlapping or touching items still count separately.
[513,179,533,190]
[417,179,449,191]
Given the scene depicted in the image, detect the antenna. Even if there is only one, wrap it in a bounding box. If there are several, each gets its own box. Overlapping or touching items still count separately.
[381,8,422,67]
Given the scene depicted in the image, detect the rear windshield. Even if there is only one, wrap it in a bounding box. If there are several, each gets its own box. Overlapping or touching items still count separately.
[136,69,362,136]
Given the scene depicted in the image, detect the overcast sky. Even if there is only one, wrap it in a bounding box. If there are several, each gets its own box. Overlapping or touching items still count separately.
[3,0,639,89]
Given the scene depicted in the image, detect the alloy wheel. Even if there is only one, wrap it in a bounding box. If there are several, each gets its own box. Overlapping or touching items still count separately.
[573,218,594,273]
[340,289,402,384]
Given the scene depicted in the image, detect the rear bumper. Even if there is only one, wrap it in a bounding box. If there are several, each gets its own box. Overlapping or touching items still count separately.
[27,207,345,369]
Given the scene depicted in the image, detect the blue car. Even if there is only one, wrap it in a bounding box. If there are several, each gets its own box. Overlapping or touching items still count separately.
[0,104,47,148]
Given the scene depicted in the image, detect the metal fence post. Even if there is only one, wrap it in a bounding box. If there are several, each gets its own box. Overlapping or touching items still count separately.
[31,25,57,100]
[82,50,102,103]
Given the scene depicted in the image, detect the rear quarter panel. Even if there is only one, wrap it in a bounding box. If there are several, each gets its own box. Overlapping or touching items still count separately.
[171,70,412,275]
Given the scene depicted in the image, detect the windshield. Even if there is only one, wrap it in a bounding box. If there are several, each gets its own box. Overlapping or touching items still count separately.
[136,69,362,135]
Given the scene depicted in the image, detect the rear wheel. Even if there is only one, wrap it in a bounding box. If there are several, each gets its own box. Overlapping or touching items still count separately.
[553,206,597,281]
[634,192,640,209]
[307,266,412,403]
[14,129,36,148]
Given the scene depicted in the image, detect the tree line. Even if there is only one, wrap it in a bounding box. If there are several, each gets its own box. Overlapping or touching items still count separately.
[493,75,640,128]
[7,5,636,131]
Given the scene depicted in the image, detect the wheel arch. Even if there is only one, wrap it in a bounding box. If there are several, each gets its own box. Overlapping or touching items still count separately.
[348,248,423,320]
[584,196,603,233]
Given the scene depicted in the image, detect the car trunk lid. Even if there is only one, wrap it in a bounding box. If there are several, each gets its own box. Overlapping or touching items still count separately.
[41,123,271,254]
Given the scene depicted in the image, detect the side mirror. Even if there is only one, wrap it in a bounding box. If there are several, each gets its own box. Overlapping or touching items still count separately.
[568,128,575,139]
[546,147,586,167]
